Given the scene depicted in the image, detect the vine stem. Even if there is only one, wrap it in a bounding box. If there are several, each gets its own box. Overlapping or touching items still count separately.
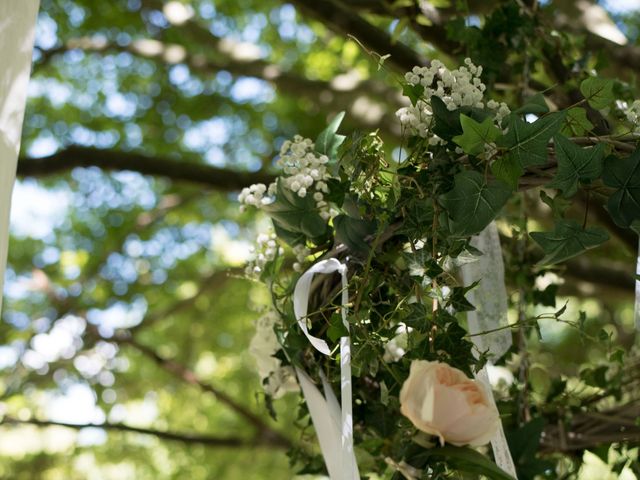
[517,193,532,425]
[429,198,439,352]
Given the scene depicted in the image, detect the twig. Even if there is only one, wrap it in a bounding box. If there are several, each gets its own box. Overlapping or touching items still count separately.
[1,416,285,449]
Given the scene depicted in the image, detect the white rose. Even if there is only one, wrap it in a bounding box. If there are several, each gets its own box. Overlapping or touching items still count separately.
[399,360,499,446]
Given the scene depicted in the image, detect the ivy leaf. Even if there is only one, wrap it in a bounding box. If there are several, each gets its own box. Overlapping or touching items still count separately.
[315,111,346,160]
[449,286,476,312]
[491,155,524,190]
[539,190,571,220]
[506,417,554,479]
[414,446,516,480]
[547,134,604,197]
[262,180,328,239]
[402,83,424,106]
[431,96,462,141]
[272,220,305,246]
[561,107,594,136]
[514,93,549,115]
[602,149,640,228]
[431,96,487,142]
[334,214,376,254]
[530,220,609,265]
[453,114,501,156]
[497,112,566,167]
[440,170,512,236]
[580,77,615,110]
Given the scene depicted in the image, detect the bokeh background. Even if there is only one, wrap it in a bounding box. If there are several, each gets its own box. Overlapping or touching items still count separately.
[2,0,640,478]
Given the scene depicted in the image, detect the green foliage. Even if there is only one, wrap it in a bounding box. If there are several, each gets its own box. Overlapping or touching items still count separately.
[498,112,566,167]
[5,0,640,479]
[514,93,549,115]
[333,214,377,254]
[602,148,640,228]
[262,180,328,239]
[453,114,501,156]
[580,77,616,110]
[440,171,512,236]
[548,135,605,197]
[562,107,594,136]
[315,111,346,162]
[530,220,609,265]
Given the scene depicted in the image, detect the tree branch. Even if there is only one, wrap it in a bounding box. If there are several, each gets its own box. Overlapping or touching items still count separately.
[128,268,242,334]
[35,36,402,137]
[17,146,276,190]
[290,0,427,72]
[96,328,292,449]
[1,416,285,448]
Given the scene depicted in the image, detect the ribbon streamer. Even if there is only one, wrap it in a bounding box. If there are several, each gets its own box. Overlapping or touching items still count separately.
[0,0,40,313]
[460,222,518,478]
[293,258,359,480]
[460,222,512,360]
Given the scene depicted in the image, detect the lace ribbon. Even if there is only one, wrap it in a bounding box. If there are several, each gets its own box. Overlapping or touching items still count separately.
[461,222,518,478]
[293,258,359,480]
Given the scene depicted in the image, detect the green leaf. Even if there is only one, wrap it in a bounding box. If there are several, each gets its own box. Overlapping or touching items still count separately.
[491,155,524,190]
[402,83,424,106]
[580,77,615,110]
[562,107,594,136]
[497,112,566,167]
[262,180,328,239]
[272,220,305,246]
[417,446,516,480]
[506,418,553,478]
[453,114,501,156]
[315,111,346,160]
[431,96,462,141]
[539,190,571,219]
[530,220,609,265]
[333,214,376,254]
[431,96,487,142]
[514,93,549,115]
[440,170,512,236]
[449,286,476,312]
[602,149,640,228]
[547,135,605,197]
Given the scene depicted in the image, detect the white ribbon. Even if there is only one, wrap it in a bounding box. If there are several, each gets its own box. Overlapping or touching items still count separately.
[460,222,512,360]
[293,258,359,480]
[460,222,518,478]
[0,0,40,313]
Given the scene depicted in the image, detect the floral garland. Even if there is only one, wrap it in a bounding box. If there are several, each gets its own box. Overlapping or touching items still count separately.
[240,58,640,478]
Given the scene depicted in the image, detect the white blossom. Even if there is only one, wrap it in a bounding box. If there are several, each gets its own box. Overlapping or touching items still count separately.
[624,99,640,132]
[244,231,284,279]
[398,58,511,141]
[383,324,413,362]
[248,311,298,398]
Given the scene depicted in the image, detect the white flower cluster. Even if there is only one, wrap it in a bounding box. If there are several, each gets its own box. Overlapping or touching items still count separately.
[406,58,486,111]
[397,58,511,141]
[396,99,437,141]
[238,183,274,211]
[383,324,413,363]
[245,231,284,277]
[277,135,334,220]
[624,100,640,132]
[248,311,298,399]
[238,135,338,221]
[487,99,511,125]
[292,244,311,272]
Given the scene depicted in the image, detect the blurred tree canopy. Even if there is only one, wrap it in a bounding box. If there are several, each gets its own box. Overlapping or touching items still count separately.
[2,0,640,478]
